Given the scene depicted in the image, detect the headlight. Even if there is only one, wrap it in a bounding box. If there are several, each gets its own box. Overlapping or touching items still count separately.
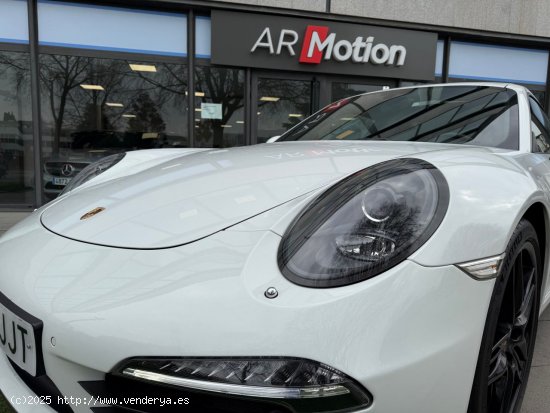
[60,153,125,195]
[114,357,371,412]
[278,158,449,288]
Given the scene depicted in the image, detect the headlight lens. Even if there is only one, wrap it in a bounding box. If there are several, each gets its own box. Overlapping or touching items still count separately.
[60,153,125,195]
[278,158,449,288]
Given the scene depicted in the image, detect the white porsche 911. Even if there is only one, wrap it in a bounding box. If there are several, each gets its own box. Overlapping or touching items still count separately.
[1,83,549,413]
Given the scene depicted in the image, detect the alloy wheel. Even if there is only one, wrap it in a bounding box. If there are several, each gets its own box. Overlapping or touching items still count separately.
[487,247,538,413]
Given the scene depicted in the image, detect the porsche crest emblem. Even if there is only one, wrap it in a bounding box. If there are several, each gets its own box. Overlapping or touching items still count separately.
[80,207,105,220]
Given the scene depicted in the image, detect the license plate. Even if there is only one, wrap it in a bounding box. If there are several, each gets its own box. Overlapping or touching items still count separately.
[0,292,42,377]
[53,177,72,186]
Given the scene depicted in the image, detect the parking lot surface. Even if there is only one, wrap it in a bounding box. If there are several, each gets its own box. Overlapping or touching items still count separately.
[522,307,550,412]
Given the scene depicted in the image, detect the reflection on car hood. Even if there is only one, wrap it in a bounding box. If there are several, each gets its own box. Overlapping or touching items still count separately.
[41,141,463,249]
[44,150,122,164]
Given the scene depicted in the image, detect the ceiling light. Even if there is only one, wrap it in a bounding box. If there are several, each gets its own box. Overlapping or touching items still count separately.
[288,114,303,118]
[340,117,354,121]
[221,124,232,128]
[80,84,104,91]
[122,114,136,118]
[335,130,354,139]
[236,121,244,124]
[260,96,280,102]
[129,64,157,72]
[185,91,206,97]
[257,112,261,115]
[195,108,202,112]
[106,102,123,107]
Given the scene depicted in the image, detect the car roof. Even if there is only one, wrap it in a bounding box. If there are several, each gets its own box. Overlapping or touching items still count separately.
[379,81,523,93]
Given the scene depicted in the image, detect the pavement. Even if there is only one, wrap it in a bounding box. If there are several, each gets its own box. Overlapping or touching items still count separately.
[522,307,550,412]
[0,212,549,411]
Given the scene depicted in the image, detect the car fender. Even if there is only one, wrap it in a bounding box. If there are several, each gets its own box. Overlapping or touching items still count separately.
[410,150,550,313]
[409,151,548,264]
[254,148,550,310]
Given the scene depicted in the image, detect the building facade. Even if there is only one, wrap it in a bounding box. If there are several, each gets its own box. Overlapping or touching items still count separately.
[1,0,550,210]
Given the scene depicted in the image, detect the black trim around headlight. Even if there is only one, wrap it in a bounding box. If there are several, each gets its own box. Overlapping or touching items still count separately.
[278,158,450,288]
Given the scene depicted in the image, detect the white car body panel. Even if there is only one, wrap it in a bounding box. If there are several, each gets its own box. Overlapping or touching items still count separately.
[1,83,550,413]
[0,213,493,413]
[41,141,465,249]
[68,148,210,192]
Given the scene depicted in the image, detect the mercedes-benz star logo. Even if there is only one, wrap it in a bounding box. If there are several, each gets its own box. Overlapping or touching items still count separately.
[61,163,74,177]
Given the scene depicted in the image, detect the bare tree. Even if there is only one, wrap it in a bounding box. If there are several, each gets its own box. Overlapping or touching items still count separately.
[195,67,245,148]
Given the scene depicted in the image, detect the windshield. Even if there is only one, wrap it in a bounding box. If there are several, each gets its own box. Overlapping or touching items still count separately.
[279,85,519,150]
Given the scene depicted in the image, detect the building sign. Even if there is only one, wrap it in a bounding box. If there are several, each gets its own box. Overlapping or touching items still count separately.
[252,25,407,66]
[212,11,437,80]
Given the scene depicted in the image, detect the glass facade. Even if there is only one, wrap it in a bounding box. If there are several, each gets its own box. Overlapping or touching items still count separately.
[0,1,549,208]
[194,66,245,148]
[37,1,187,56]
[0,0,29,44]
[447,41,548,103]
[0,51,33,205]
[331,82,388,101]
[256,78,312,144]
[39,54,189,200]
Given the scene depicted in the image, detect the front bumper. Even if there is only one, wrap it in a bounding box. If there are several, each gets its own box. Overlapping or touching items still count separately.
[1,354,54,413]
[0,218,495,413]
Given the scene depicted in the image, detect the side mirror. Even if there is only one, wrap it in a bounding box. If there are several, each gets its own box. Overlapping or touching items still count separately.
[266,135,280,143]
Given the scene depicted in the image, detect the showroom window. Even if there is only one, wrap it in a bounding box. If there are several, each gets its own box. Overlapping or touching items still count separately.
[37,1,187,57]
[35,2,189,201]
[256,78,312,144]
[194,66,245,148]
[0,51,33,206]
[448,41,549,105]
[434,40,444,82]
[195,16,211,59]
[193,17,246,148]
[0,0,29,44]
[39,54,189,200]
[331,82,388,101]
[0,1,33,207]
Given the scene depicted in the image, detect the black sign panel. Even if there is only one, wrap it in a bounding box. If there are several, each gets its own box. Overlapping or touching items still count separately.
[211,10,438,81]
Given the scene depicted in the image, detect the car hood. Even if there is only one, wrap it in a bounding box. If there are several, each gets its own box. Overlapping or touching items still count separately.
[41,141,461,249]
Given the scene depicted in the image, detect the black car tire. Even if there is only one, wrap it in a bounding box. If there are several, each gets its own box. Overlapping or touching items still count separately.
[468,219,541,413]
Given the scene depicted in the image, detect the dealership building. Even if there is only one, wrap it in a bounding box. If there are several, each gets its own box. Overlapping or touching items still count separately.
[1,0,550,212]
